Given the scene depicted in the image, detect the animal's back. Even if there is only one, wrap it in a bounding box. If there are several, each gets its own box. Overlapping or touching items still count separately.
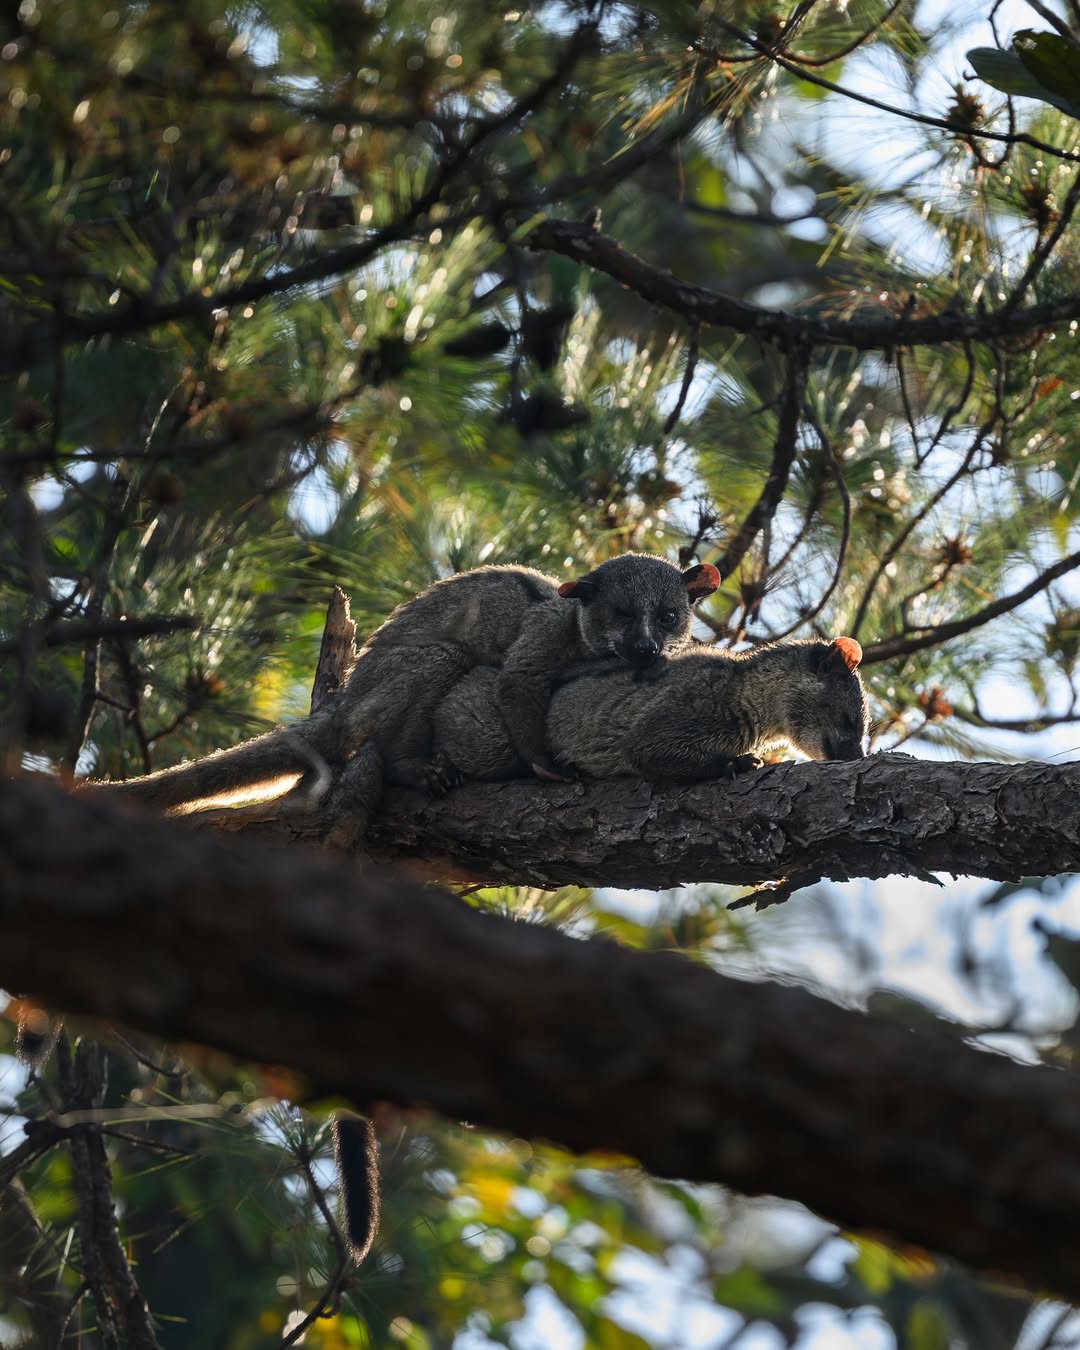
[359,565,561,666]
[430,638,867,787]
[547,649,738,776]
[431,649,741,782]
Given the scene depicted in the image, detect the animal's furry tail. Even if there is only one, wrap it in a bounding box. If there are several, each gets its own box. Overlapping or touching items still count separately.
[332,1113,381,1264]
[88,713,337,814]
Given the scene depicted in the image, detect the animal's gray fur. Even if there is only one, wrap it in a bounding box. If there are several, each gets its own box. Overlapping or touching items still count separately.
[90,554,720,816]
[430,638,869,784]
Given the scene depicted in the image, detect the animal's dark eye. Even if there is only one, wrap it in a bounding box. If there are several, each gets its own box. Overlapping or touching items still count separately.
[658,609,678,626]
[614,608,634,621]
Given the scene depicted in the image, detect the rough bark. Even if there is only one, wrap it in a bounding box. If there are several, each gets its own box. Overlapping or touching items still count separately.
[213,752,1080,901]
[6,772,1080,1300]
[309,586,356,714]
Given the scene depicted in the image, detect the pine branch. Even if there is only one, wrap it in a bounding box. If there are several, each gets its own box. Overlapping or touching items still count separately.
[526,218,1080,350]
[861,545,1080,663]
[0,25,598,381]
[91,752,1080,906]
[56,1037,161,1350]
[9,772,1080,1301]
[717,22,1080,164]
[715,347,808,580]
[0,615,200,656]
[348,753,1080,897]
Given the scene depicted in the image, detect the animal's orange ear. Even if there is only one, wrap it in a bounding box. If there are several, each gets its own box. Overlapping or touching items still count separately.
[683,562,721,601]
[833,636,862,671]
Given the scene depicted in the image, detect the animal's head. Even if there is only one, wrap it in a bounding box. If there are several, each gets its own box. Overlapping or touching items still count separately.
[785,637,868,761]
[558,553,720,668]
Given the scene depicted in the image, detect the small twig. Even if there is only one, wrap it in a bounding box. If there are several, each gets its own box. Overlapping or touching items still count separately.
[0,614,199,657]
[277,1130,351,1349]
[716,345,809,580]
[58,1036,120,1350]
[850,429,984,640]
[663,323,700,434]
[110,636,154,773]
[863,543,1080,663]
[108,1031,187,1079]
[1,467,50,762]
[769,469,826,579]
[58,1038,164,1350]
[1025,0,1079,42]
[894,344,919,457]
[54,1279,92,1348]
[729,869,819,910]
[961,696,1080,733]
[62,474,140,772]
[767,400,851,640]
[0,1120,64,1188]
[1001,166,1080,316]
[684,199,818,227]
[718,20,1080,164]
[678,498,722,568]
[886,712,933,749]
[775,0,906,66]
[144,698,202,748]
[98,1127,193,1160]
[913,341,978,471]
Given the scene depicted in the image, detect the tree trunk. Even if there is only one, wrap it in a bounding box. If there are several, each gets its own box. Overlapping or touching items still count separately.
[7,772,1080,1300]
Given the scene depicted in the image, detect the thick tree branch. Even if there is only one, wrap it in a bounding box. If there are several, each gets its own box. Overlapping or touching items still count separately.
[124,752,1080,896]
[527,218,1080,350]
[346,754,1080,897]
[7,773,1080,1300]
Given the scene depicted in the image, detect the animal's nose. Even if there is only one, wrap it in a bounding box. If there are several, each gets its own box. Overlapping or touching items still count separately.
[634,637,661,660]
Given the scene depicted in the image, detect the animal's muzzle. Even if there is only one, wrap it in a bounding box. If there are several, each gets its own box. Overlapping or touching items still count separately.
[628,636,661,667]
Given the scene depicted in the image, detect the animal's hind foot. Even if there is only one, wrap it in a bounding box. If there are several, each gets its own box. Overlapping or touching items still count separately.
[426,751,464,794]
[386,753,463,795]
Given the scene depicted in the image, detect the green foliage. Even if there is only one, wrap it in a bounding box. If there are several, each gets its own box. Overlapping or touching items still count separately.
[969,31,1080,121]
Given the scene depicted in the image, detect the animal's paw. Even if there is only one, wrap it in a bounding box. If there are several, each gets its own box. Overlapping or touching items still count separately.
[426,752,465,795]
[531,756,571,782]
[730,753,764,775]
